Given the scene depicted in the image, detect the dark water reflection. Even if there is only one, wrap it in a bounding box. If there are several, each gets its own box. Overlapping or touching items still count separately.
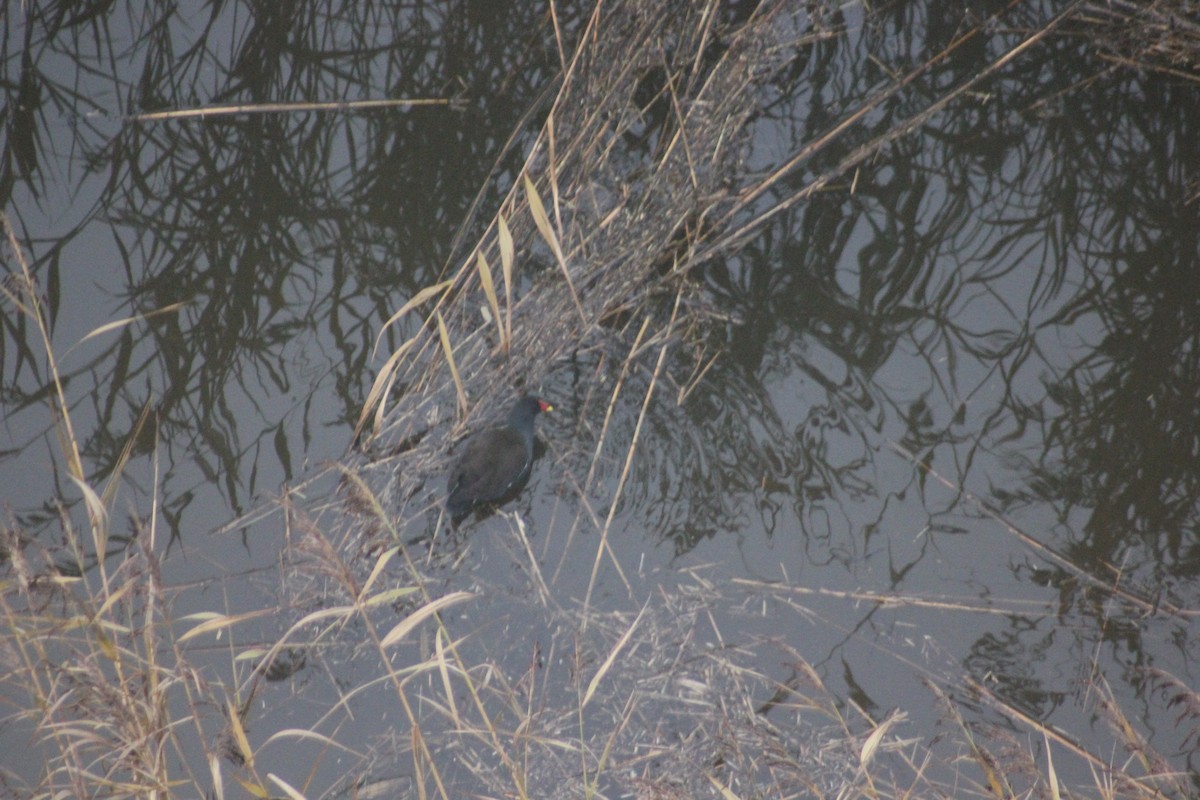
[662,0,1200,785]
[2,0,1198,794]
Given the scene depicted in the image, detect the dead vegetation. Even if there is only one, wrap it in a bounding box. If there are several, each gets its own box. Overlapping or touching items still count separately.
[1080,0,1200,84]
[3,0,1199,797]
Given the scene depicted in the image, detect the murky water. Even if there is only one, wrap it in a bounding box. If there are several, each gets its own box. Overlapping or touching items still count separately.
[3,1,1198,795]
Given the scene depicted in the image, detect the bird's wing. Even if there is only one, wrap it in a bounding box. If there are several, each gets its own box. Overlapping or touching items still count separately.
[447,428,530,500]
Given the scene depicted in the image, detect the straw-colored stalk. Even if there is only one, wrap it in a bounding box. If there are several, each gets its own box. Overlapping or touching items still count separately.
[1,214,84,481]
[476,250,507,353]
[435,311,468,417]
[353,279,453,443]
[132,96,453,123]
[524,174,586,324]
[498,213,516,351]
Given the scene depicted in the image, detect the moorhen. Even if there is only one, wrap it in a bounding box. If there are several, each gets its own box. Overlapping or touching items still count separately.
[446,395,553,518]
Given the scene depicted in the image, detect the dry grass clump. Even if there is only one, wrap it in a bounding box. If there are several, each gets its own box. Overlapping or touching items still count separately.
[342,0,809,533]
[1079,0,1200,83]
[0,214,213,796]
[5,1,1200,798]
[276,483,1200,799]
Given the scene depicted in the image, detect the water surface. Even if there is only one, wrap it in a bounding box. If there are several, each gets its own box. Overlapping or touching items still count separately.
[2,0,1197,795]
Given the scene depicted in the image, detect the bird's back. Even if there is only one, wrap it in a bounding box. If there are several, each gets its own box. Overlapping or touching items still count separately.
[446,426,531,515]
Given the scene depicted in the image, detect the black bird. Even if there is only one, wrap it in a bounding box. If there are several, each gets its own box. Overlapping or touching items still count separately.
[446,396,552,518]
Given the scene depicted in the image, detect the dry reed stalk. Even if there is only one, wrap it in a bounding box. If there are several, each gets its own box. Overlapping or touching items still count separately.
[708,0,1087,258]
[966,672,1182,798]
[434,311,468,417]
[511,513,552,606]
[733,577,1062,617]
[924,678,1017,798]
[292,6,831,794]
[353,280,454,444]
[1,214,246,796]
[131,97,454,123]
[1081,0,1200,84]
[348,0,786,513]
[889,440,1191,618]
[1090,674,1193,798]
[523,173,586,325]
[1,213,85,485]
[582,291,680,617]
[475,251,505,350]
[249,2,1187,798]
[326,478,538,799]
[498,213,516,352]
